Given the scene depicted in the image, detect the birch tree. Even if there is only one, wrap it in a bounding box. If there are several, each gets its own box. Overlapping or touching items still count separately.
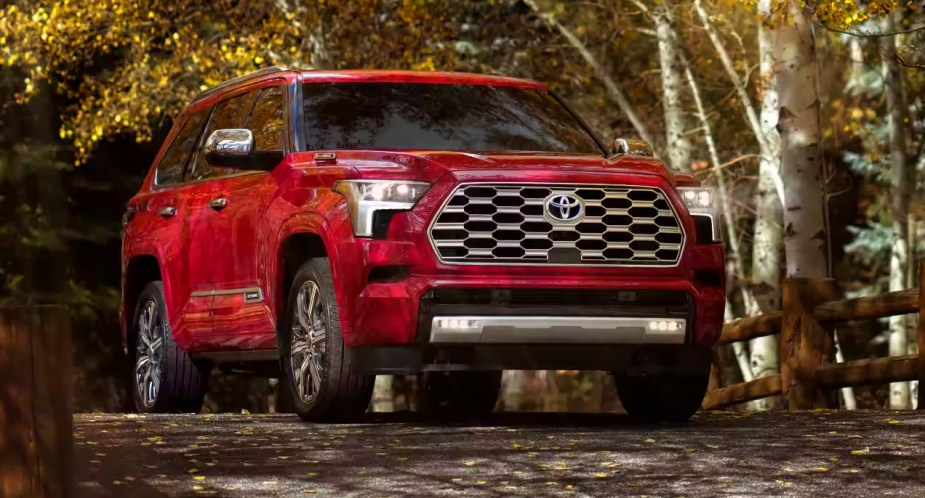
[694,0,785,407]
[748,0,784,409]
[772,3,829,278]
[653,1,692,171]
[880,12,912,409]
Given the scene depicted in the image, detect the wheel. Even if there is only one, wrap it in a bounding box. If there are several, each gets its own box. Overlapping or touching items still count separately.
[131,281,210,413]
[280,258,374,422]
[419,371,501,419]
[613,370,710,423]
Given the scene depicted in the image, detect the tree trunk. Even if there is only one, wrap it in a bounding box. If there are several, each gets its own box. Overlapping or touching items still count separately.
[773,5,829,278]
[501,370,526,411]
[748,0,784,410]
[372,375,395,413]
[654,2,691,171]
[881,13,912,409]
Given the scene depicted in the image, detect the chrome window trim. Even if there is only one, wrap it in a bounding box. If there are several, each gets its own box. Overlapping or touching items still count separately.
[426,182,687,268]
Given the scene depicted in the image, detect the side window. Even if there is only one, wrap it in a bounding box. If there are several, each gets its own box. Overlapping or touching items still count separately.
[154,108,209,186]
[191,91,258,181]
[249,86,285,152]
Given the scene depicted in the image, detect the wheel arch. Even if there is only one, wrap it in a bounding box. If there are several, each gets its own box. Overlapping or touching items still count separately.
[276,232,328,327]
[122,254,163,347]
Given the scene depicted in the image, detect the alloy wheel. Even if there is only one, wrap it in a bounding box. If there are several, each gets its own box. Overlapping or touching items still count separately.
[135,300,164,408]
[290,280,327,403]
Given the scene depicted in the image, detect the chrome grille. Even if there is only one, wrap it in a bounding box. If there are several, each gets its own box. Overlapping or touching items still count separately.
[429,184,684,266]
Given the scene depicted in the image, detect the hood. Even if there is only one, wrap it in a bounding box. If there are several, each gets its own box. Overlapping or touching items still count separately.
[296,150,687,186]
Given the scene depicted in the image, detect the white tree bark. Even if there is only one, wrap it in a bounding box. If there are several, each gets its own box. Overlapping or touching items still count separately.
[653,2,691,171]
[371,375,395,412]
[773,5,828,278]
[693,0,786,206]
[524,0,656,147]
[746,0,784,410]
[881,13,912,409]
[501,370,526,410]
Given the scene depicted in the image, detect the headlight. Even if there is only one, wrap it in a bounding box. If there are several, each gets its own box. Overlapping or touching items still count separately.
[677,186,722,243]
[333,180,430,237]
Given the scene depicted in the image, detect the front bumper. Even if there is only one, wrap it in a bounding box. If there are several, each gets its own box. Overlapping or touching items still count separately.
[341,245,725,349]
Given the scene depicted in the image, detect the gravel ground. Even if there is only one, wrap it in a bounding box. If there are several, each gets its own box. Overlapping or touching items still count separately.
[74,410,925,497]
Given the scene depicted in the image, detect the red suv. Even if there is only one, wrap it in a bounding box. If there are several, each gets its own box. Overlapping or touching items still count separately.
[121,67,725,422]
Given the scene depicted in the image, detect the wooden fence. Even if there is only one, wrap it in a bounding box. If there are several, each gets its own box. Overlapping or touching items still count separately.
[703,262,925,411]
[0,307,72,498]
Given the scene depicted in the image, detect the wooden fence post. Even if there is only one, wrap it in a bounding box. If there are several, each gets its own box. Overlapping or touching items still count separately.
[918,261,925,410]
[780,278,838,410]
[0,307,72,498]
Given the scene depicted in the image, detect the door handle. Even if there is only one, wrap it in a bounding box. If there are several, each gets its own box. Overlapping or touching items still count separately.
[158,206,177,218]
[209,197,228,211]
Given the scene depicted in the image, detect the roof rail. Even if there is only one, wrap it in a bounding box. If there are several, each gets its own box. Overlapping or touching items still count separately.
[192,66,290,102]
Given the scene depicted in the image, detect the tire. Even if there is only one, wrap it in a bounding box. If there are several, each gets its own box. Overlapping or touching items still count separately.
[279,258,374,422]
[131,281,210,413]
[419,371,502,419]
[613,369,710,423]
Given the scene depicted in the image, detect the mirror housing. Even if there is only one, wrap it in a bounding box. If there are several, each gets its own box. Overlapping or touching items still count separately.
[204,128,282,171]
[611,138,654,158]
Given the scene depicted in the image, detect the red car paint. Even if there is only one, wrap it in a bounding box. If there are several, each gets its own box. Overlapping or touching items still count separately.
[121,69,725,357]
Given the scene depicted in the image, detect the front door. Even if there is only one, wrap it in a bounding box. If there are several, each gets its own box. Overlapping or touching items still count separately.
[184,83,286,350]
[209,85,288,349]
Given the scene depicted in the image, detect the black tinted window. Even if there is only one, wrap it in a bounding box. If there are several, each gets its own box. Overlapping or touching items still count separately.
[250,86,285,152]
[302,83,602,154]
[192,91,258,181]
[154,109,208,185]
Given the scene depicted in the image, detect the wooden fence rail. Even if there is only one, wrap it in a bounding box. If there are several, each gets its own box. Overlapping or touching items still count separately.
[703,262,925,411]
[0,307,72,498]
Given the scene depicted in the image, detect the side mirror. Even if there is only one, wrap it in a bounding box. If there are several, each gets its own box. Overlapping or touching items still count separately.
[204,129,281,171]
[611,138,654,158]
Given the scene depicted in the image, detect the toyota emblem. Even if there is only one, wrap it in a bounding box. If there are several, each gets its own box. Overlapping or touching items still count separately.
[545,194,584,223]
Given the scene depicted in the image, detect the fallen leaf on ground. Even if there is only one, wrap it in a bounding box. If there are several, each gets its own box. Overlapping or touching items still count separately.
[463,461,475,466]
[851,448,870,455]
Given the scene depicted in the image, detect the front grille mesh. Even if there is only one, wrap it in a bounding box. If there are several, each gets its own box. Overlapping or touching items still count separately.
[429,184,684,266]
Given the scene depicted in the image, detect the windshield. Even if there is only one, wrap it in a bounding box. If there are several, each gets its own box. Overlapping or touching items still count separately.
[301,82,603,154]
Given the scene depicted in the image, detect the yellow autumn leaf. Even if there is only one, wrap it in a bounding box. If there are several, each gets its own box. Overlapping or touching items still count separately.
[193,475,205,481]
[463,461,475,466]
[851,448,870,455]
[595,472,608,478]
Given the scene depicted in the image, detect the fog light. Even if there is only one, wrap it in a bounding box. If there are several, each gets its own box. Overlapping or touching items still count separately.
[437,319,480,330]
[646,319,685,332]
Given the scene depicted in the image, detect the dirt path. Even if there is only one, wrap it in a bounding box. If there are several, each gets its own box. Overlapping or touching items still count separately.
[74,410,925,497]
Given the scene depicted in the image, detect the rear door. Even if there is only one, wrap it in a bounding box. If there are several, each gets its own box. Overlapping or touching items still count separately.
[131,106,212,341]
